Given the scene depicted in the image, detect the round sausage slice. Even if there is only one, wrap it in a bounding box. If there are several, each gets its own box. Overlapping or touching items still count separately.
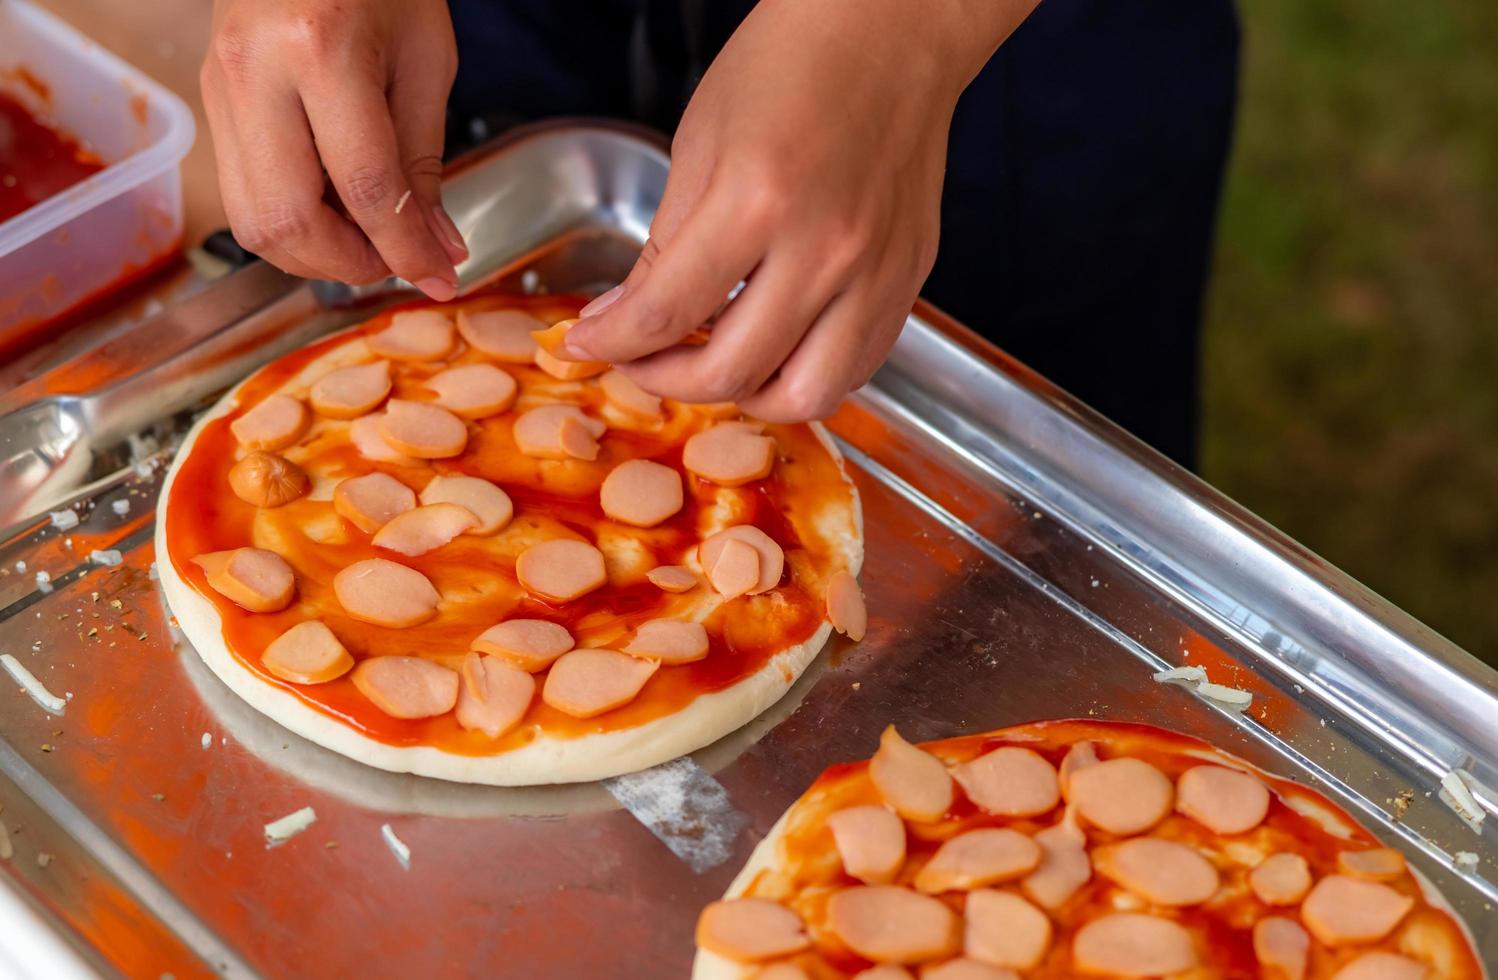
[515,539,607,602]
[471,619,574,671]
[1331,953,1429,980]
[228,451,308,508]
[600,369,663,419]
[1337,848,1406,881]
[454,652,534,739]
[1021,820,1092,910]
[535,345,608,380]
[1300,875,1414,946]
[334,472,417,533]
[699,525,785,595]
[915,829,1040,894]
[512,405,605,460]
[333,558,440,627]
[1092,837,1220,906]
[371,503,479,556]
[1067,757,1174,835]
[456,308,542,363]
[1071,913,1197,976]
[708,538,760,600]
[647,565,698,593]
[825,886,960,964]
[622,619,709,664]
[826,570,868,641]
[1253,917,1309,980]
[349,413,416,465]
[1249,852,1313,906]
[853,968,914,980]
[192,548,295,613]
[378,399,468,458]
[260,621,353,684]
[695,898,809,964]
[230,394,309,451]
[425,363,518,419]
[420,474,512,535]
[951,747,1061,818]
[366,309,456,361]
[683,422,776,486]
[869,725,954,823]
[351,655,459,719]
[309,360,392,419]
[923,960,1019,980]
[827,805,906,885]
[751,965,810,980]
[542,648,658,718]
[600,459,684,527]
[963,889,1052,972]
[1176,764,1271,835]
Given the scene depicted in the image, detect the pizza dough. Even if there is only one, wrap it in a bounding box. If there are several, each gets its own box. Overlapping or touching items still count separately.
[157,294,863,786]
[692,719,1483,979]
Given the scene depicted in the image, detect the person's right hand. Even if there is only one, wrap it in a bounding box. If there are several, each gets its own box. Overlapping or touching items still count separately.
[201,0,467,298]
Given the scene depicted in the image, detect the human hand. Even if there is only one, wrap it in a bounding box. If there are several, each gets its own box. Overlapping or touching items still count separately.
[201,0,467,298]
[565,0,1030,421]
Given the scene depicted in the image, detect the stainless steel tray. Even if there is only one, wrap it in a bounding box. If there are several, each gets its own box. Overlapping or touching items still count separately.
[0,122,1494,977]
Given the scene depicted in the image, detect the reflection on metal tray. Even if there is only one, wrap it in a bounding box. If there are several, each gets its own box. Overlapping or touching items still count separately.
[0,122,1495,977]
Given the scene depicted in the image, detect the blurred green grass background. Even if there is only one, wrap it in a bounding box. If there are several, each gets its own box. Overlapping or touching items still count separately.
[1201,0,1498,664]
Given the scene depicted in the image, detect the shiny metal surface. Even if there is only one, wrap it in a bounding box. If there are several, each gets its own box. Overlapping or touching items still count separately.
[0,122,1494,977]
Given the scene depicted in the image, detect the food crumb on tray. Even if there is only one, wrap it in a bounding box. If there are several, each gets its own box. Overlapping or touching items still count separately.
[264,806,317,847]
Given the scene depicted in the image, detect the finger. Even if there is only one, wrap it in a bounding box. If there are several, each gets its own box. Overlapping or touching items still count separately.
[389,33,466,266]
[302,74,458,300]
[565,188,768,363]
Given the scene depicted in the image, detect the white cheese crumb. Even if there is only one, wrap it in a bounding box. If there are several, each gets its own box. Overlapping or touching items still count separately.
[111,499,130,516]
[0,654,67,714]
[521,269,541,294]
[49,509,79,530]
[132,460,154,479]
[1152,665,1208,686]
[201,732,212,750]
[381,823,411,870]
[89,549,123,567]
[1197,681,1254,709]
[0,820,11,860]
[264,806,317,847]
[13,560,25,573]
[393,189,412,214]
[1454,851,1479,872]
[1439,771,1487,833]
[34,571,52,594]
[148,562,159,581]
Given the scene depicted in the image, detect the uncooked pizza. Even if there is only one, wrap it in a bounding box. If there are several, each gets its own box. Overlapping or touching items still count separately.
[693,719,1481,979]
[156,293,865,785]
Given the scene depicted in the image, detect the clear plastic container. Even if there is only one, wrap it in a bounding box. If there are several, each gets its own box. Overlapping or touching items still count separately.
[0,0,194,354]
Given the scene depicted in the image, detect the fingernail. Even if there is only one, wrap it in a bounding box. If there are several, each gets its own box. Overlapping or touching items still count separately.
[416,277,457,302]
[580,284,624,317]
[563,332,596,362]
[432,205,468,258]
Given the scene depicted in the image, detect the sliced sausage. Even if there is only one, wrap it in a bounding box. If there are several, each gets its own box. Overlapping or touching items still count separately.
[1253,917,1309,980]
[1021,820,1091,911]
[260,620,353,684]
[192,548,295,613]
[371,503,479,556]
[1071,914,1197,976]
[366,309,456,361]
[825,570,868,641]
[1092,837,1220,906]
[827,805,906,885]
[333,558,440,627]
[647,565,698,593]
[229,451,308,508]
[542,648,657,718]
[420,474,513,535]
[1058,741,1100,796]
[951,747,1061,818]
[334,472,417,533]
[600,369,663,419]
[869,725,954,823]
[600,459,684,527]
[914,829,1040,894]
[1331,953,1429,980]
[456,308,542,363]
[425,363,518,419]
[963,889,1052,972]
[1066,757,1174,836]
[683,422,776,486]
[1300,875,1414,946]
[455,652,535,738]
[854,968,914,980]
[512,405,605,460]
[309,360,392,419]
[231,394,309,451]
[471,619,574,671]
[378,399,469,458]
[515,538,608,602]
[622,619,709,664]
[1337,848,1406,881]
[1249,852,1313,906]
[699,525,785,595]
[921,960,1019,980]
[351,655,459,719]
[535,346,609,380]
[708,538,760,600]
[825,886,960,964]
[751,965,810,980]
[350,413,415,465]
[1175,764,1271,835]
[695,898,809,964]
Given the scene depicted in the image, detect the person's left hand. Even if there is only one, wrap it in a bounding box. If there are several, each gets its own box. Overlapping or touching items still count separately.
[563,0,1019,422]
